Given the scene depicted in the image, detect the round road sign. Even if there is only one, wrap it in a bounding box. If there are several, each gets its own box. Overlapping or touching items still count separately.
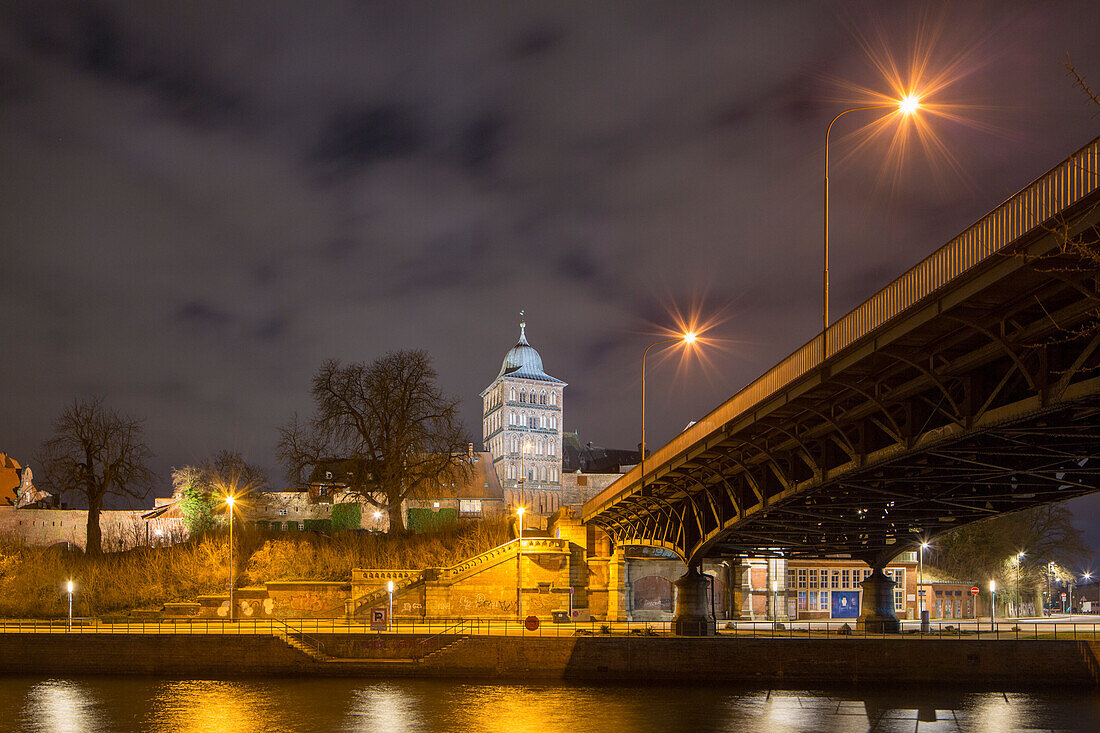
[970,586,980,595]
[524,615,540,631]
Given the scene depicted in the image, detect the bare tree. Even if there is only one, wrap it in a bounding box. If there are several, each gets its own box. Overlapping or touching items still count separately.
[278,351,470,533]
[37,398,156,555]
[930,504,1089,598]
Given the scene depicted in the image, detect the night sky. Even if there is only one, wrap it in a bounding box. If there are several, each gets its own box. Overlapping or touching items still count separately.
[2,2,1099,554]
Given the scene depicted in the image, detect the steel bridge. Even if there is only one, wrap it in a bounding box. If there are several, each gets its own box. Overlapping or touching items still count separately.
[583,136,1100,574]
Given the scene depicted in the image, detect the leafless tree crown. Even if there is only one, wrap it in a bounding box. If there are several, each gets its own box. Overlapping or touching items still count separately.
[277,351,471,531]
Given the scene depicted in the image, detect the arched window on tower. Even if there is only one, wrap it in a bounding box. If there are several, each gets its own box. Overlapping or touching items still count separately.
[550,391,557,406]
[510,387,516,401]
[540,391,547,405]
[520,390,526,403]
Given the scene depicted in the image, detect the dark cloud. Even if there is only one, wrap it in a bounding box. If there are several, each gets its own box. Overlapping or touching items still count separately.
[509,25,565,60]
[458,111,506,172]
[312,104,425,176]
[177,301,233,328]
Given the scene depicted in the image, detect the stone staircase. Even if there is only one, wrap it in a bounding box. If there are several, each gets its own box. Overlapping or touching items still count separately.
[280,635,330,663]
[418,635,470,664]
[348,570,426,618]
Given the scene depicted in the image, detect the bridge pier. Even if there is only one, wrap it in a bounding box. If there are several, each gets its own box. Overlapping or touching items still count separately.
[672,565,715,636]
[857,566,900,633]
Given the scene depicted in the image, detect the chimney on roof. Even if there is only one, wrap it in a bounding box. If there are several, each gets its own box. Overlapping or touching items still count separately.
[467,442,474,458]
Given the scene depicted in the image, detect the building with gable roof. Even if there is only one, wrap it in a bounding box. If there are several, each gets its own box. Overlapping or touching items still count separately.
[480,314,566,521]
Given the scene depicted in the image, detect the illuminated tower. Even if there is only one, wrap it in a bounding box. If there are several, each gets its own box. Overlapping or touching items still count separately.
[480,312,566,517]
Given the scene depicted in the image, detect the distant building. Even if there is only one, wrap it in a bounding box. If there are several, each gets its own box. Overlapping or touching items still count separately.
[562,431,640,474]
[480,314,566,520]
[276,448,506,532]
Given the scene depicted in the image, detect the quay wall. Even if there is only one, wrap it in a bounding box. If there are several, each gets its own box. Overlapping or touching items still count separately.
[2,633,1098,687]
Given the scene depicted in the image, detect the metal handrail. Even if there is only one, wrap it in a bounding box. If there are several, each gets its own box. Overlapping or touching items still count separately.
[272,618,327,656]
[584,135,1100,517]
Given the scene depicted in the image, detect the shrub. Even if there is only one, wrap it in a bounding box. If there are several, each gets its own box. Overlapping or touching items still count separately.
[330,503,362,532]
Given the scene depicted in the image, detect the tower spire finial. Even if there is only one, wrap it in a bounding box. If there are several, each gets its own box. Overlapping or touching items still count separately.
[519,309,526,339]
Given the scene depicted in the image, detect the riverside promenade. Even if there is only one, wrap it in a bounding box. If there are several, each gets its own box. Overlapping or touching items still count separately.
[2,617,1099,688]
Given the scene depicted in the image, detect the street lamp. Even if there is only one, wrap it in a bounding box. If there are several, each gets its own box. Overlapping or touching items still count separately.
[225,494,236,621]
[1014,551,1025,617]
[641,332,697,493]
[66,580,74,632]
[516,506,526,620]
[989,579,996,632]
[822,95,921,349]
[387,580,394,631]
[771,579,779,629]
[919,541,929,629]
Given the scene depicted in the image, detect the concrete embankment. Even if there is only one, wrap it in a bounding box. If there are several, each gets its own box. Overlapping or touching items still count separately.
[2,633,1098,688]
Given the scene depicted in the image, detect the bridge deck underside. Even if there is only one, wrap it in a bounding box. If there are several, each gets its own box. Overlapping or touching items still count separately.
[589,194,1100,564]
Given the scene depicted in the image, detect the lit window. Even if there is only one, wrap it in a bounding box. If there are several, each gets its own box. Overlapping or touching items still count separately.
[798,569,806,589]
[433,501,440,509]
[798,591,807,611]
[460,499,482,516]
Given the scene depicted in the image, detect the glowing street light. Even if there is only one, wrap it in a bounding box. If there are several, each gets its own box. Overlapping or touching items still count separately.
[1014,551,1026,618]
[516,506,527,620]
[66,579,74,632]
[225,494,236,621]
[387,580,394,631]
[919,541,930,629]
[640,331,699,494]
[822,93,922,352]
[989,578,997,631]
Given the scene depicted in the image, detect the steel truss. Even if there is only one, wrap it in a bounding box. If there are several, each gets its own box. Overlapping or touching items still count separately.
[590,191,1100,566]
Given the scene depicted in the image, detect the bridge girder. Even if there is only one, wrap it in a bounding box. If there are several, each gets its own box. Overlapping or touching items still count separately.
[588,183,1100,565]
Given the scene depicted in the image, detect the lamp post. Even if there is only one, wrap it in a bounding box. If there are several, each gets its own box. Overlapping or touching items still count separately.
[1014,551,1025,617]
[1048,561,1054,616]
[919,541,929,630]
[823,95,920,352]
[387,580,394,631]
[771,579,779,629]
[641,332,697,493]
[516,506,525,620]
[989,579,996,632]
[226,495,236,621]
[67,580,74,632]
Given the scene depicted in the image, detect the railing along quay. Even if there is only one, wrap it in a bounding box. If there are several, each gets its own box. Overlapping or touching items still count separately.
[587,135,1100,512]
[2,617,1100,641]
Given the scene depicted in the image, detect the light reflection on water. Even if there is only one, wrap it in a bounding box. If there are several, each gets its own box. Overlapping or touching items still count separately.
[6,677,1100,733]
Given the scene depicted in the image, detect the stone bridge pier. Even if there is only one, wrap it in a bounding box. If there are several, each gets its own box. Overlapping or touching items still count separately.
[671,565,715,636]
[857,565,900,633]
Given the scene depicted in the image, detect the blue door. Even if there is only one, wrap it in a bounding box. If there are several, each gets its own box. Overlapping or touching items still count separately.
[832,591,860,618]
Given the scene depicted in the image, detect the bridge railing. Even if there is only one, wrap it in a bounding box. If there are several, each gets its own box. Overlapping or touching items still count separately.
[586,134,1100,515]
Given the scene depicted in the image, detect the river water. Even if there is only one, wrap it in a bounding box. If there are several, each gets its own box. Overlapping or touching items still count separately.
[1,676,1097,732]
